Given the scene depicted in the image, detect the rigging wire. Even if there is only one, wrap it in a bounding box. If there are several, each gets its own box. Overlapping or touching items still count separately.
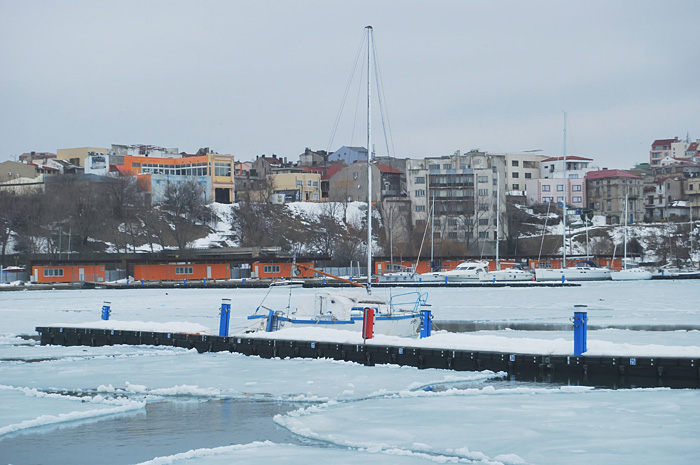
[327,32,366,153]
[371,37,395,158]
[538,200,553,261]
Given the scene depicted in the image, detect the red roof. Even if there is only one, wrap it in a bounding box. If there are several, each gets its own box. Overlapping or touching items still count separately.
[542,155,593,162]
[652,138,678,147]
[300,164,346,180]
[375,163,402,174]
[586,169,640,180]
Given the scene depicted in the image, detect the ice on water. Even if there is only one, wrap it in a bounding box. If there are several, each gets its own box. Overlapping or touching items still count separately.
[1,282,699,464]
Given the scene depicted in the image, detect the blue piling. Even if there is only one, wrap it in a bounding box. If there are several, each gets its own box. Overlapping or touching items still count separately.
[323,277,326,285]
[203,278,207,286]
[444,276,448,284]
[265,309,278,332]
[419,310,432,338]
[561,275,566,284]
[141,279,144,286]
[126,278,129,286]
[242,278,245,285]
[219,299,231,337]
[573,307,588,356]
[184,279,187,286]
[492,276,496,284]
[101,302,111,321]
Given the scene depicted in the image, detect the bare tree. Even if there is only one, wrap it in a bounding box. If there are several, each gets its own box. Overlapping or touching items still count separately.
[161,179,209,250]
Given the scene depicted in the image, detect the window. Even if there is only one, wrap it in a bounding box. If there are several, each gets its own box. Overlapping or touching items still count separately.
[313,181,319,187]
[214,162,231,177]
[524,172,531,179]
[263,265,281,274]
[573,185,582,191]
[307,180,312,187]
[512,172,519,178]
[175,266,193,275]
[296,180,303,187]
[606,200,612,211]
[442,163,451,169]
[557,185,564,191]
[43,268,64,277]
[542,185,550,192]
[447,218,458,226]
[512,184,519,190]
[448,232,458,239]
[414,176,425,184]
[416,219,426,227]
[557,197,564,203]
[415,205,425,212]
[543,197,553,202]
[573,196,582,203]
[478,218,489,225]
[523,161,537,169]
[478,203,490,211]
[569,174,578,179]
[511,160,519,167]
[478,231,489,238]
[478,188,489,196]
[477,176,488,183]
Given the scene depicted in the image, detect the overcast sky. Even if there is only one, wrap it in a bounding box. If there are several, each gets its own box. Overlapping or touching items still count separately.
[1,0,699,169]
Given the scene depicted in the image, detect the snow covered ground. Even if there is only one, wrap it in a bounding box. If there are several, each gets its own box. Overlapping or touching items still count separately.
[1,281,699,464]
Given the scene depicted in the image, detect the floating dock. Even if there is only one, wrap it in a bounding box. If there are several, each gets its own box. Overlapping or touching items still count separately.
[36,326,699,389]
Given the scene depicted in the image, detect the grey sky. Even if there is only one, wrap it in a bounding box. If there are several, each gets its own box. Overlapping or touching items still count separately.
[1,0,699,168]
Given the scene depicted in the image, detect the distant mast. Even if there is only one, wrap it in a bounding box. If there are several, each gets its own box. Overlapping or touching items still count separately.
[366,25,373,292]
[562,112,567,267]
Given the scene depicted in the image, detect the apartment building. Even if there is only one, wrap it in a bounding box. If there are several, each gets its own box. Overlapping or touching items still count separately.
[405,150,507,254]
[524,155,593,210]
[586,170,644,224]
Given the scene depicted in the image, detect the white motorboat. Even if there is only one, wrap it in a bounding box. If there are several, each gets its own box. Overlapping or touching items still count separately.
[480,265,535,282]
[420,260,489,282]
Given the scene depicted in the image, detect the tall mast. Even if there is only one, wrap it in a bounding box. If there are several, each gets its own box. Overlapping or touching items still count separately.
[623,190,628,269]
[366,25,373,292]
[495,171,500,270]
[562,112,567,267]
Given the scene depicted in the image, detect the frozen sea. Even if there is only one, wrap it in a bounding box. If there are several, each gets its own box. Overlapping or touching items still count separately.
[1,281,699,464]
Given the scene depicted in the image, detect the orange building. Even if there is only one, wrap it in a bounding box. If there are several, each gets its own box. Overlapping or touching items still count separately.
[132,263,231,282]
[32,265,106,283]
[119,152,234,204]
[251,262,316,279]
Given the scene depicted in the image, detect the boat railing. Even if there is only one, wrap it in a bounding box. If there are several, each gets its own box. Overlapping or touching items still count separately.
[389,291,429,313]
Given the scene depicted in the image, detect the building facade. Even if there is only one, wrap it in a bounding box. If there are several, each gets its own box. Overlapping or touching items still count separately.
[586,170,644,224]
[56,147,108,168]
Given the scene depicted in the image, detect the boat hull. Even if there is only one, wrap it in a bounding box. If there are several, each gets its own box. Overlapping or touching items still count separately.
[480,270,535,282]
[535,267,611,281]
[611,269,653,281]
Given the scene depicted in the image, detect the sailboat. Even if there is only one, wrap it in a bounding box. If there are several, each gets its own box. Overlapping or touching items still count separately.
[480,173,534,282]
[535,113,611,282]
[246,26,426,336]
[657,202,700,278]
[611,192,652,281]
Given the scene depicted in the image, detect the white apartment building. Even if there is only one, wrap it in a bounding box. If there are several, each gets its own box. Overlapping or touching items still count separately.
[525,155,594,210]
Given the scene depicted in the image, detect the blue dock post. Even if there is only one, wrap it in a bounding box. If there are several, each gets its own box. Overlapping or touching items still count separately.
[219,298,231,337]
[101,302,111,321]
[323,277,326,285]
[203,278,206,286]
[444,276,448,284]
[419,310,432,338]
[561,275,566,284]
[242,278,245,285]
[184,278,187,286]
[141,279,144,286]
[573,306,588,356]
[265,309,278,332]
